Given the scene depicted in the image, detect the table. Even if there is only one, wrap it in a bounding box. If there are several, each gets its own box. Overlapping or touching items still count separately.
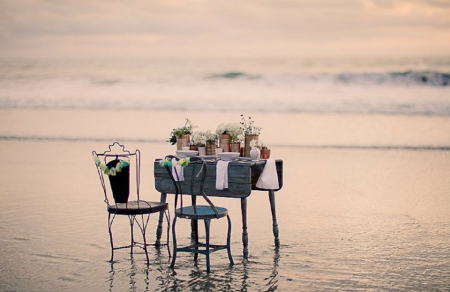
[153,158,283,258]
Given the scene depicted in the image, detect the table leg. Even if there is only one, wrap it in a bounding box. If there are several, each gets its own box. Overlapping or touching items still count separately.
[268,190,280,247]
[155,192,167,246]
[241,197,249,259]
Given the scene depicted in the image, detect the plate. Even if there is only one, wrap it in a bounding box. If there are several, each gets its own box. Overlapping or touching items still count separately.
[176,150,198,158]
[217,152,240,161]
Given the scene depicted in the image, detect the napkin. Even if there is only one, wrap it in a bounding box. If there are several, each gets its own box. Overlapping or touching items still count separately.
[256,159,279,189]
[172,158,184,181]
[216,160,230,190]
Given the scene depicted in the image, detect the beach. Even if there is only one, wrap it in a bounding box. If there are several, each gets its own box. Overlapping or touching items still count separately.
[1,109,449,291]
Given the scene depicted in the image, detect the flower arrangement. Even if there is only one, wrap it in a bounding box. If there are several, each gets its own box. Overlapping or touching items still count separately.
[216,122,243,143]
[159,157,190,168]
[191,131,207,147]
[240,114,261,136]
[93,156,130,176]
[168,118,196,145]
[204,130,218,143]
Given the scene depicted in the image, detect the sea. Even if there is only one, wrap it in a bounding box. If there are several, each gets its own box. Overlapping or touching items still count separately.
[0,56,449,291]
[1,56,449,116]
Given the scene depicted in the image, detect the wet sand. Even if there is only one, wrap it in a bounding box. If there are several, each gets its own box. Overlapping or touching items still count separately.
[0,109,449,291]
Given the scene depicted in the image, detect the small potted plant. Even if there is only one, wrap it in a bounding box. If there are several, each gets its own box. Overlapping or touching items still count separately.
[216,122,242,152]
[191,130,207,156]
[204,130,218,155]
[260,142,271,159]
[240,114,262,157]
[168,118,196,150]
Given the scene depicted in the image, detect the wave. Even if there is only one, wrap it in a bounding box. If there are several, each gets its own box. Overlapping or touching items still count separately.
[210,70,450,86]
[2,135,449,151]
[336,71,450,86]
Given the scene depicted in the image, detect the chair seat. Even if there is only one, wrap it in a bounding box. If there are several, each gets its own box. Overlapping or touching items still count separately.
[175,205,228,219]
[108,200,168,215]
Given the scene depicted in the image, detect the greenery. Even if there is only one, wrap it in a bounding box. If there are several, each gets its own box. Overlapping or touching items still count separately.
[93,156,130,176]
[168,118,196,145]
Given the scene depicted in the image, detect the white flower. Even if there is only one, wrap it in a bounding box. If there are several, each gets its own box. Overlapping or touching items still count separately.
[109,167,117,176]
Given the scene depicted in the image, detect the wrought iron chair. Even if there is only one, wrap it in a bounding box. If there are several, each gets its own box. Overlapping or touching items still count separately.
[161,155,234,273]
[92,142,170,263]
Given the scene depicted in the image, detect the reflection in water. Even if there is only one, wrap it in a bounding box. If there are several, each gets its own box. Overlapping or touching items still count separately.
[105,245,283,291]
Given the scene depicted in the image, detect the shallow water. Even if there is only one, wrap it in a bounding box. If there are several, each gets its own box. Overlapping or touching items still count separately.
[1,134,449,291]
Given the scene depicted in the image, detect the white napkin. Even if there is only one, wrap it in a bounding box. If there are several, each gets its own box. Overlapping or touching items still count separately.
[216,160,230,190]
[172,158,184,181]
[256,159,279,189]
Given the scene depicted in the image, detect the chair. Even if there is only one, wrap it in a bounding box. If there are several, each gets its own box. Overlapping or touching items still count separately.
[161,155,234,273]
[92,142,170,263]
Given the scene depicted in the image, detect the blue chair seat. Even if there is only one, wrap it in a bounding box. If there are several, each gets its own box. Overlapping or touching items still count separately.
[175,205,228,220]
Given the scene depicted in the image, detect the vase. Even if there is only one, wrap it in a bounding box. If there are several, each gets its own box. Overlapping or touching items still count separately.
[260,148,271,159]
[219,134,231,152]
[106,159,130,203]
[198,146,206,156]
[176,135,190,150]
[244,135,259,157]
[206,142,216,155]
[230,143,240,153]
[250,147,260,161]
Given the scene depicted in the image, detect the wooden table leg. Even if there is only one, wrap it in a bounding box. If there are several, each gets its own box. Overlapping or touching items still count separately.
[155,192,167,246]
[268,190,280,247]
[241,197,249,259]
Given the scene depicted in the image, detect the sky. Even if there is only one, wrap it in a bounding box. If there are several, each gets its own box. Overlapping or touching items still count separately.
[0,0,449,59]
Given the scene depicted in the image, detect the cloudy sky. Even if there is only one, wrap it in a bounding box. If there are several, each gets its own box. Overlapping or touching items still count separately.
[0,0,449,59]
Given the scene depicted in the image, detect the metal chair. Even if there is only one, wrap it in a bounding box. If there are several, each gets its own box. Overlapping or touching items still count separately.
[161,155,233,273]
[92,142,170,263]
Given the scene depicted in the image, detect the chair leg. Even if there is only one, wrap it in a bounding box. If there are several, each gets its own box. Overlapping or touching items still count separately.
[170,216,178,269]
[129,215,135,255]
[108,213,115,262]
[204,219,211,273]
[226,215,234,265]
[136,214,150,264]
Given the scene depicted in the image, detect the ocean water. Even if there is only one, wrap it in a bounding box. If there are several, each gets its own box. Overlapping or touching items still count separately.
[1,57,450,291]
[1,57,449,116]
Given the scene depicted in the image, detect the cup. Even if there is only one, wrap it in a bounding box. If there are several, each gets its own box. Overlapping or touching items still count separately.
[182,146,190,150]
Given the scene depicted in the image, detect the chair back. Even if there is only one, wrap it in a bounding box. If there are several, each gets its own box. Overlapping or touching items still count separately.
[162,155,218,216]
[93,142,141,205]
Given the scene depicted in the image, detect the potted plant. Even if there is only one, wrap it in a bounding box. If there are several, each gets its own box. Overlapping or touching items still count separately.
[204,130,218,155]
[168,118,196,150]
[260,142,271,159]
[240,114,262,157]
[191,130,207,156]
[216,122,242,152]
